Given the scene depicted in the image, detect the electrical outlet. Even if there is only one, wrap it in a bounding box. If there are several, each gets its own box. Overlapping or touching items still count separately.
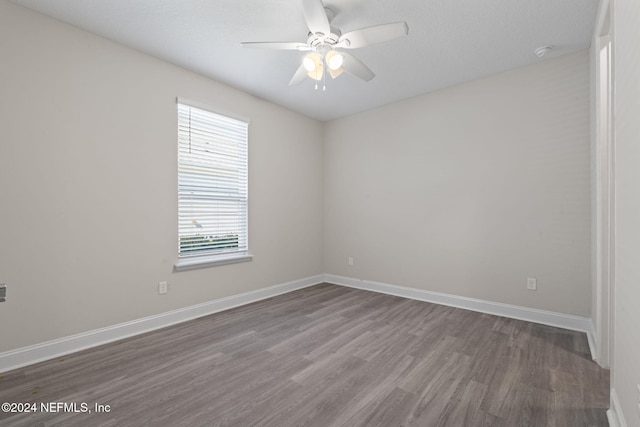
[0,284,5,303]
[348,257,354,266]
[158,281,168,295]
[527,278,537,291]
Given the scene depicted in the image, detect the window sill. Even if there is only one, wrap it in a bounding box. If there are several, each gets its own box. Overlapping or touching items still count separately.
[174,253,253,272]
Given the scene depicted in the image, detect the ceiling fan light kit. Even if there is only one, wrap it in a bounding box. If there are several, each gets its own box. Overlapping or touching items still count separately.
[303,52,324,79]
[325,50,343,71]
[241,0,409,89]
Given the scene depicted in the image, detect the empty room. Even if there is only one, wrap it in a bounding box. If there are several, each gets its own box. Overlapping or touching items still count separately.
[1,0,638,426]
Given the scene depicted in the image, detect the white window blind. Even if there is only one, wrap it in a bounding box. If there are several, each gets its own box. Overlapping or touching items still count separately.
[177,102,248,259]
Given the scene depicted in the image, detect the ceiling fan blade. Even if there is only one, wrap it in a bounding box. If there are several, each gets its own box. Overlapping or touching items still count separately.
[289,64,308,86]
[341,52,375,82]
[339,22,409,49]
[302,0,330,35]
[241,42,311,51]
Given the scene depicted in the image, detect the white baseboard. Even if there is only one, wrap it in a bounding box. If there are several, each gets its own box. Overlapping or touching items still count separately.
[324,274,593,335]
[586,318,597,361]
[607,388,627,427]
[0,274,324,374]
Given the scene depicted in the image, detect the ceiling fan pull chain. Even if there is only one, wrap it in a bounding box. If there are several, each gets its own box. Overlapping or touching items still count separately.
[323,68,327,91]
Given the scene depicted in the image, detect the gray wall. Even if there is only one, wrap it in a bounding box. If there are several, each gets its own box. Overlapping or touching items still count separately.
[0,1,324,352]
[324,51,591,316]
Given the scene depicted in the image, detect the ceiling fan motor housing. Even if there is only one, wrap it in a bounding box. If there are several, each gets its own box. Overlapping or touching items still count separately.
[307,26,342,48]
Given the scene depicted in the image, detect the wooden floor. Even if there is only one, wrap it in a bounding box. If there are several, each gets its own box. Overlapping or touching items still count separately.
[0,284,609,426]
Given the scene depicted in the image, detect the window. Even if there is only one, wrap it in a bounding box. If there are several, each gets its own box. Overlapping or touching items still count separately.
[175,100,250,271]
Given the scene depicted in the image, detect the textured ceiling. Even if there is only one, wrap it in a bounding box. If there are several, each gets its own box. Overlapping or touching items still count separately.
[11,0,598,121]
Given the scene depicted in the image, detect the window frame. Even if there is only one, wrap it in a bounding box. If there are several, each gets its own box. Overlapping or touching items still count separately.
[174,98,252,272]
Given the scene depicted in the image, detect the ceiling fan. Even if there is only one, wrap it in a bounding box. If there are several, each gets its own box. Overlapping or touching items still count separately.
[241,0,409,88]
